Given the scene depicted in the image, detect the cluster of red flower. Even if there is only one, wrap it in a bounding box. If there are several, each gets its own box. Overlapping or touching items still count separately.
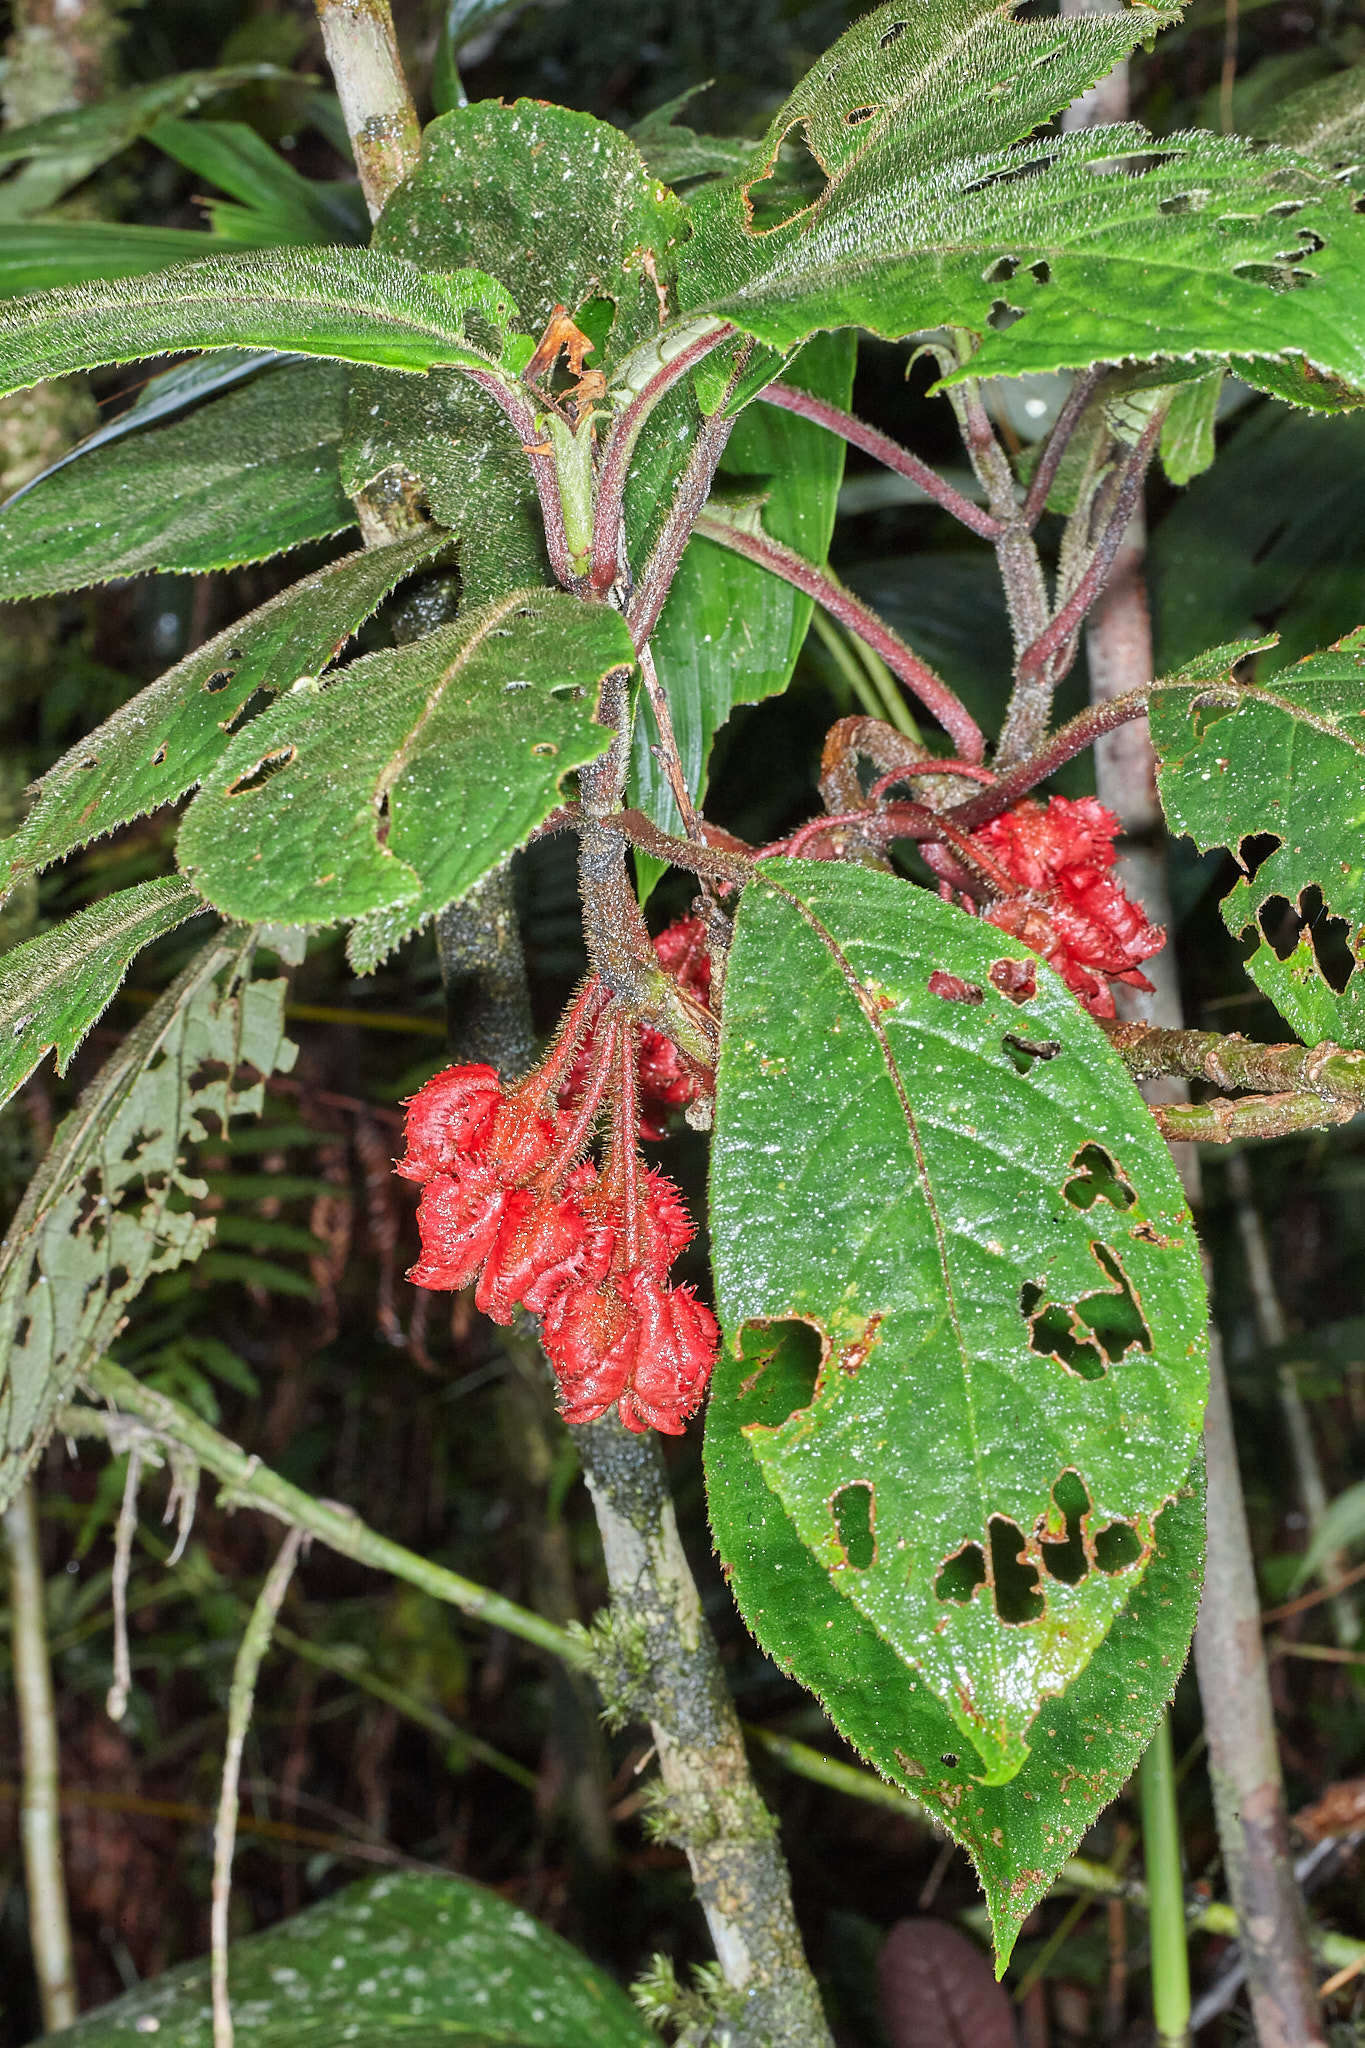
[396,972,718,1434]
[969,795,1164,1019]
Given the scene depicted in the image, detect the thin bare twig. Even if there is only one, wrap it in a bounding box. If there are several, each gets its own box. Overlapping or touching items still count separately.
[105,1444,142,1723]
[758,381,1003,540]
[694,509,985,760]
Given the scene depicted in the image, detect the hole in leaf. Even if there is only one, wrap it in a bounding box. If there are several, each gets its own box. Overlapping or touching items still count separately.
[376,791,392,849]
[77,755,99,772]
[204,669,235,694]
[1028,259,1051,285]
[1095,1521,1143,1573]
[1191,694,1237,738]
[988,298,1026,332]
[879,19,906,44]
[151,744,168,766]
[984,255,1019,284]
[989,957,1036,1003]
[227,748,296,797]
[14,1316,30,1349]
[832,1481,876,1569]
[530,741,558,758]
[1238,831,1281,882]
[225,687,271,734]
[1040,1471,1090,1585]
[845,104,877,124]
[1063,1143,1136,1212]
[989,1517,1043,1623]
[1300,885,1355,992]
[742,120,827,232]
[1080,1244,1152,1362]
[1233,259,1311,290]
[936,1541,987,1604]
[735,1318,821,1420]
[928,970,984,1004]
[940,1753,959,1768]
[1024,1288,1105,1379]
[107,1264,130,1294]
[1003,1032,1061,1073]
[1258,894,1301,960]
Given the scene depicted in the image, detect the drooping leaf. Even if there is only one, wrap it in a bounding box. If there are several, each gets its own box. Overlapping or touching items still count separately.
[0,877,206,1107]
[0,65,298,170]
[147,118,370,247]
[1159,370,1224,486]
[629,331,855,898]
[708,861,1207,1787]
[681,109,1365,406]
[0,247,519,399]
[705,1320,1205,1969]
[1151,628,1365,1046]
[0,222,262,296]
[46,1871,656,2047]
[0,359,354,595]
[1,526,448,891]
[176,589,633,928]
[343,98,686,604]
[1150,403,1365,672]
[0,929,298,1515]
[2,348,293,506]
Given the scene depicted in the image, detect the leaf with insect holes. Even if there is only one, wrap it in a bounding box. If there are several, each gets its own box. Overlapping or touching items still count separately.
[705,1319,1204,1969]
[46,1871,656,2048]
[629,330,854,900]
[0,247,519,398]
[0,929,298,1516]
[175,589,633,928]
[0,877,206,1109]
[0,526,449,897]
[1151,628,1365,1047]
[709,861,1207,1787]
[677,0,1365,411]
[0,361,355,598]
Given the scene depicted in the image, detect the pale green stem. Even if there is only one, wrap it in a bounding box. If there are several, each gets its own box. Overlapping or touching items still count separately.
[1140,1714,1192,2047]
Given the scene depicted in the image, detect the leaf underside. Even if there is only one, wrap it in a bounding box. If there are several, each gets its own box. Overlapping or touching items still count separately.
[1,526,450,894]
[709,863,1207,1790]
[1152,627,1365,1046]
[0,932,297,1516]
[175,588,633,928]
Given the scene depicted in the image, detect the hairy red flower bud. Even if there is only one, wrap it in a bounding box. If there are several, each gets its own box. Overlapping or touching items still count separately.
[486,1094,559,1183]
[636,1167,695,1276]
[396,1063,502,1182]
[542,1281,634,1423]
[409,1167,526,1291]
[971,796,1163,1019]
[476,1166,613,1324]
[613,1269,718,1435]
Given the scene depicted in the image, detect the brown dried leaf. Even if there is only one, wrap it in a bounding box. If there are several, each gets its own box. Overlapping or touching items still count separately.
[878,1918,1015,2048]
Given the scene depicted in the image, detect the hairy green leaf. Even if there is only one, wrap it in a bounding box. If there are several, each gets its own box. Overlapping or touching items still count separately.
[1159,370,1224,486]
[0,360,354,595]
[0,930,298,1515]
[147,118,369,247]
[176,589,632,927]
[47,1871,656,2046]
[0,878,205,1107]
[705,1320,1204,1968]
[629,331,854,898]
[0,222,262,296]
[709,861,1207,1786]
[1151,629,1365,1046]
[0,247,519,398]
[682,118,1365,405]
[1,527,448,891]
[1265,60,1365,164]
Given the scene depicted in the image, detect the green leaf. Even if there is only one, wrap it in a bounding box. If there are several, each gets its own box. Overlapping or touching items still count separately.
[0,221,262,296]
[709,861,1207,1786]
[0,359,354,595]
[629,332,854,900]
[0,930,298,1515]
[0,247,519,399]
[0,65,298,170]
[1,526,448,891]
[705,1323,1204,1968]
[176,589,633,928]
[631,90,764,191]
[1158,370,1224,486]
[681,115,1365,406]
[1295,1476,1365,1585]
[1151,403,1365,672]
[1151,629,1365,1046]
[147,118,369,247]
[0,878,205,1107]
[47,1871,656,2047]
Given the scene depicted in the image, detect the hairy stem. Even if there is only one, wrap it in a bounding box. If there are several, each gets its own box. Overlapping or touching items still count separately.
[758,381,1002,540]
[625,360,748,648]
[1154,1091,1360,1144]
[4,1484,77,2032]
[694,508,985,760]
[1020,370,1103,527]
[575,1416,834,2047]
[312,0,421,221]
[1103,1024,1365,1105]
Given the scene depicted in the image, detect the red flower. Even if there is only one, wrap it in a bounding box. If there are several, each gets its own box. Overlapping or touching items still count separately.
[971,796,1164,1019]
[396,1063,502,1182]
[542,1280,635,1422]
[612,1269,718,1435]
[409,1167,524,1291]
[475,1166,613,1325]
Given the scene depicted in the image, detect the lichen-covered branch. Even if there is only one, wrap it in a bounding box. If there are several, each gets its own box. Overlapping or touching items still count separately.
[575,1415,834,2048]
[1153,1092,1359,1145]
[312,0,421,222]
[1104,1023,1365,1106]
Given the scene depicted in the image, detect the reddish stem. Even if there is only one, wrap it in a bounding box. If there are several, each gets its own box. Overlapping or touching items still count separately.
[625,346,752,649]
[945,685,1167,831]
[693,510,985,762]
[770,801,1016,895]
[535,976,611,1096]
[758,382,1003,541]
[540,1011,620,1184]
[866,760,997,801]
[464,368,579,590]
[615,1030,642,1267]
[1020,370,1102,528]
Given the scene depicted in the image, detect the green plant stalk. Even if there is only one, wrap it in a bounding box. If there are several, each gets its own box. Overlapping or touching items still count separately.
[3,1482,78,2031]
[1140,1714,1192,2047]
[76,1366,589,1669]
